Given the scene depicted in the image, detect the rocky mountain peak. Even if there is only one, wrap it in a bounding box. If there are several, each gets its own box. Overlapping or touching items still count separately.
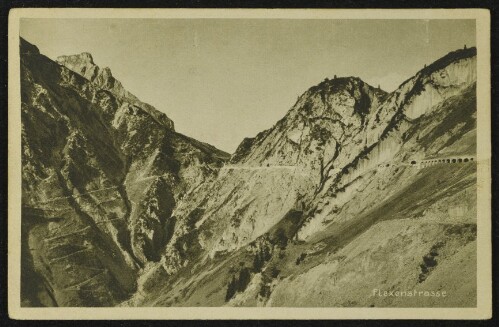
[56,52,97,77]
[100,66,112,77]
[391,46,477,121]
[230,75,386,166]
[304,76,387,118]
[56,50,139,103]
[313,75,374,90]
[55,47,177,130]
[59,51,95,65]
[312,76,384,93]
[80,52,94,63]
[419,46,476,78]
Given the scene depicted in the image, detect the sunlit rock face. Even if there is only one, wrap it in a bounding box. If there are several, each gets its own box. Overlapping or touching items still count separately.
[20,38,228,307]
[155,48,476,258]
[21,36,477,308]
[171,77,389,256]
[130,46,476,308]
[297,49,477,241]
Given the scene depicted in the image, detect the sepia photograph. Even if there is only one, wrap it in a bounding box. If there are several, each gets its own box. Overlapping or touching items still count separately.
[7,8,491,319]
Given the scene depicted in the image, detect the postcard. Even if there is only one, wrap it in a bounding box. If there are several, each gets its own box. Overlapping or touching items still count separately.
[8,8,491,319]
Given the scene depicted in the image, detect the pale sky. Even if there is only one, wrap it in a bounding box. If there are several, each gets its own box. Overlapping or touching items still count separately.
[20,19,475,153]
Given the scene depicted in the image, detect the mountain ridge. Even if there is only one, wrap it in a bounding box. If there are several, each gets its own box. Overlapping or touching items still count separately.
[127,45,477,307]
[19,37,477,308]
[20,37,228,306]
[56,48,175,131]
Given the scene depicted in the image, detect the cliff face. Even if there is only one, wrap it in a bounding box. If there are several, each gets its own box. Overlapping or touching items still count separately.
[20,38,228,307]
[297,48,477,240]
[20,37,477,308]
[171,77,389,256]
[128,47,477,308]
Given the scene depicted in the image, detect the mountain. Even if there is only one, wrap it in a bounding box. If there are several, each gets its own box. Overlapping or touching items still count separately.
[124,47,477,307]
[20,37,477,308]
[20,38,228,307]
